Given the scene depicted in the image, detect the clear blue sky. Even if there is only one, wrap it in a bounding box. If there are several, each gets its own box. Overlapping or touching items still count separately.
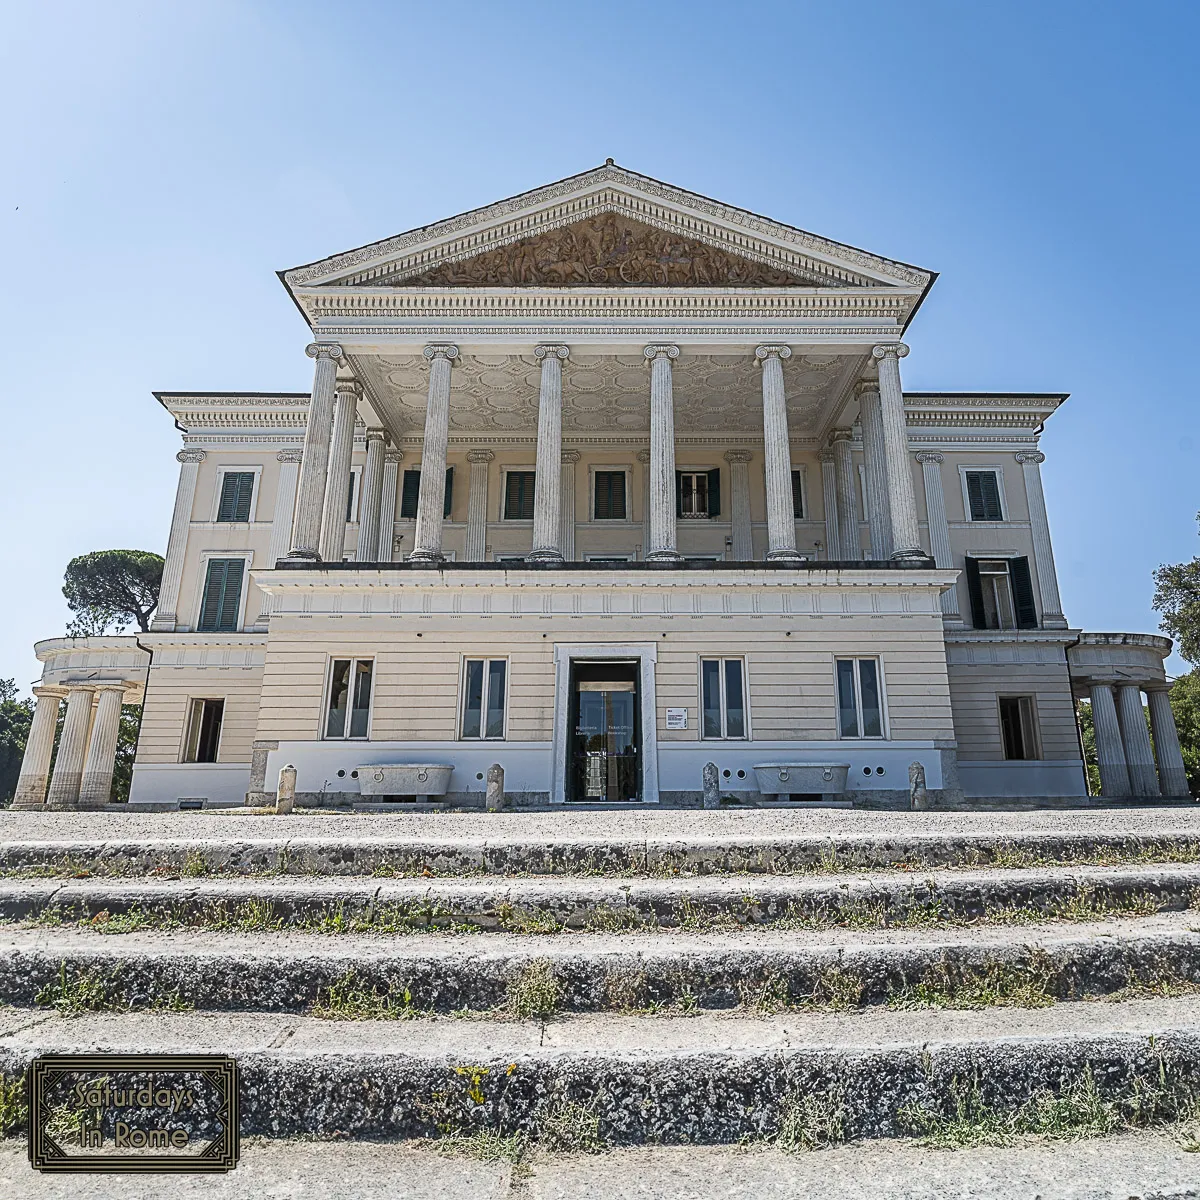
[2,0,1198,692]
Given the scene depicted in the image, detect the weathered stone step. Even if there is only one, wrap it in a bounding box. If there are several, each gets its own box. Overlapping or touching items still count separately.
[5,828,1200,878]
[5,863,1199,929]
[2,1000,1199,1143]
[4,914,1199,1014]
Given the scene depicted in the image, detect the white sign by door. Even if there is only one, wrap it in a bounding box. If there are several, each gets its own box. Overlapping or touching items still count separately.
[665,708,688,730]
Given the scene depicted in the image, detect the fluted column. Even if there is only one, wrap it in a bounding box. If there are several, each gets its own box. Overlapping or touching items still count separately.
[831,430,860,560]
[465,449,494,562]
[318,379,361,563]
[1147,687,1190,798]
[560,450,580,561]
[818,449,840,559]
[644,344,680,561]
[77,685,126,808]
[529,345,569,561]
[1117,684,1160,797]
[724,449,754,561]
[411,345,459,562]
[637,449,652,558]
[256,449,302,624]
[151,449,206,630]
[1090,684,1131,799]
[288,342,344,559]
[11,688,64,810]
[378,451,402,561]
[917,452,962,622]
[755,345,801,561]
[356,429,386,562]
[872,344,923,559]
[1015,451,1067,628]
[858,382,892,559]
[45,687,95,810]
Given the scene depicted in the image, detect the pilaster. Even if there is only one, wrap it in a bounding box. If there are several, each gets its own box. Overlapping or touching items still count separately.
[465,449,494,562]
[916,452,962,623]
[831,430,860,560]
[817,449,840,560]
[378,451,403,561]
[857,381,892,559]
[256,449,302,624]
[1015,451,1067,628]
[356,429,387,562]
[560,450,581,561]
[724,449,754,561]
[151,449,205,631]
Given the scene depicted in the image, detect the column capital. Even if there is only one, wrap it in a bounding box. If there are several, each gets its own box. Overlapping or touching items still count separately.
[177,448,207,464]
[364,426,386,443]
[534,344,570,362]
[32,686,66,700]
[1015,450,1046,465]
[817,448,835,463]
[91,683,128,696]
[335,378,363,398]
[754,344,792,363]
[423,343,460,364]
[637,448,653,464]
[830,428,854,446]
[643,343,680,362]
[855,378,881,397]
[305,342,344,363]
[467,449,495,464]
[276,449,303,463]
[561,449,582,464]
[915,451,945,464]
[871,343,910,361]
[723,449,753,464]
[384,449,405,465]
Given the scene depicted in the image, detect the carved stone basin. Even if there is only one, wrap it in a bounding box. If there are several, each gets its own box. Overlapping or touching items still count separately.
[358,764,454,798]
[752,763,850,799]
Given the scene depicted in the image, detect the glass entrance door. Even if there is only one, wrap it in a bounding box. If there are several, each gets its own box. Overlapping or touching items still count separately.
[569,664,640,801]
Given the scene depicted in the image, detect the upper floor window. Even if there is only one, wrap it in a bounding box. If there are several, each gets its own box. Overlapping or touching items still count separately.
[790,470,806,519]
[836,657,884,738]
[325,658,373,739]
[504,471,536,520]
[964,470,1004,521]
[594,471,627,520]
[965,557,1038,630]
[676,470,720,519]
[183,698,224,763]
[399,468,454,519]
[999,695,1040,760]
[461,658,507,739]
[216,472,255,522]
[198,559,244,632]
[701,658,746,739]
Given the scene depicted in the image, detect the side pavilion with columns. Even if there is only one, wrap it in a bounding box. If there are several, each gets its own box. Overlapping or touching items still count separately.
[12,163,1192,810]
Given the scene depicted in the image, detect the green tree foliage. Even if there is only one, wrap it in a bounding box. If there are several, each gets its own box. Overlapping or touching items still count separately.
[1153,513,1200,664]
[0,679,34,806]
[112,704,142,803]
[63,550,164,636]
[1166,670,1200,797]
[1075,700,1101,796]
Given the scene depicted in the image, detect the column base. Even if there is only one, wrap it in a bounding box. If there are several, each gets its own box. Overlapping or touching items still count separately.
[765,549,805,563]
[525,549,564,563]
[407,549,446,564]
[645,550,681,562]
[285,548,321,562]
[890,548,933,562]
[149,614,177,632]
[9,798,46,812]
[1041,614,1070,630]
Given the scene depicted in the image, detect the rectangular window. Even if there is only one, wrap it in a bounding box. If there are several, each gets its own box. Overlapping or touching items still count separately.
[836,658,884,738]
[965,556,1038,630]
[183,698,224,763]
[790,470,805,519]
[503,471,536,520]
[999,696,1040,760]
[399,468,454,519]
[198,558,244,632]
[679,472,709,518]
[965,470,1004,521]
[700,658,747,739]
[461,659,507,739]
[594,471,627,520]
[216,472,255,522]
[324,658,373,739]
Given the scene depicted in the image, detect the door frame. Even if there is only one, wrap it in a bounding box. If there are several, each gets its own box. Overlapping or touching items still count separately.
[551,643,660,804]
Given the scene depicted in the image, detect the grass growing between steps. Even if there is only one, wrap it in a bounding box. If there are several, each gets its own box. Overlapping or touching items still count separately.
[32,962,193,1017]
[0,1073,26,1137]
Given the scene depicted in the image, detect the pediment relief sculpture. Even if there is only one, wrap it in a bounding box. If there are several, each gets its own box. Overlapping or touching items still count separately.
[397,213,839,288]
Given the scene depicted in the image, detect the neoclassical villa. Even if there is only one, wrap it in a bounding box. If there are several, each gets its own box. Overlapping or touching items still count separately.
[12,164,1192,810]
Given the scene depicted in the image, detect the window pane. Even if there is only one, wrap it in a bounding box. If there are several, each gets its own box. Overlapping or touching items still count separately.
[858,659,882,737]
[485,660,507,738]
[681,474,696,514]
[326,660,351,738]
[695,473,708,515]
[701,659,722,738]
[197,700,224,763]
[999,696,1025,759]
[724,659,745,738]
[349,660,373,738]
[791,471,805,519]
[836,659,859,738]
[462,660,484,738]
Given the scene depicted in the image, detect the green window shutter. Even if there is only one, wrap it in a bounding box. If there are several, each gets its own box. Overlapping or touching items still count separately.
[217,472,254,522]
[199,559,244,632]
[443,467,454,518]
[674,471,684,519]
[964,557,986,629]
[706,468,721,518]
[790,471,804,519]
[594,472,626,520]
[966,471,1003,521]
[345,474,356,522]
[1010,556,1039,628]
[504,471,535,520]
[400,470,420,519]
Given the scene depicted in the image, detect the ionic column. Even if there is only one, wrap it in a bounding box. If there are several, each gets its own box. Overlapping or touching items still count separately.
[643,344,680,560]
[724,449,754,561]
[1147,686,1190,798]
[1089,684,1131,799]
[831,430,860,560]
[318,379,362,563]
[11,688,64,810]
[637,448,652,558]
[465,449,494,562]
[256,449,302,624]
[755,345,802,561]
[858,381,892,559]
[378,450,402,561]
[288,342,344,560]
[1117,684,1160,797]
[528,345,570,561]
[1015,451,1067,628]
[818,449,841,559]
[410,345,459,562]
[560,450,580,561]
[77,685,126,809]
[150,449,206,630]
[872,344,924,559]
[357,429,387,562]
[45,687,95,810]
[917,452,962,623]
